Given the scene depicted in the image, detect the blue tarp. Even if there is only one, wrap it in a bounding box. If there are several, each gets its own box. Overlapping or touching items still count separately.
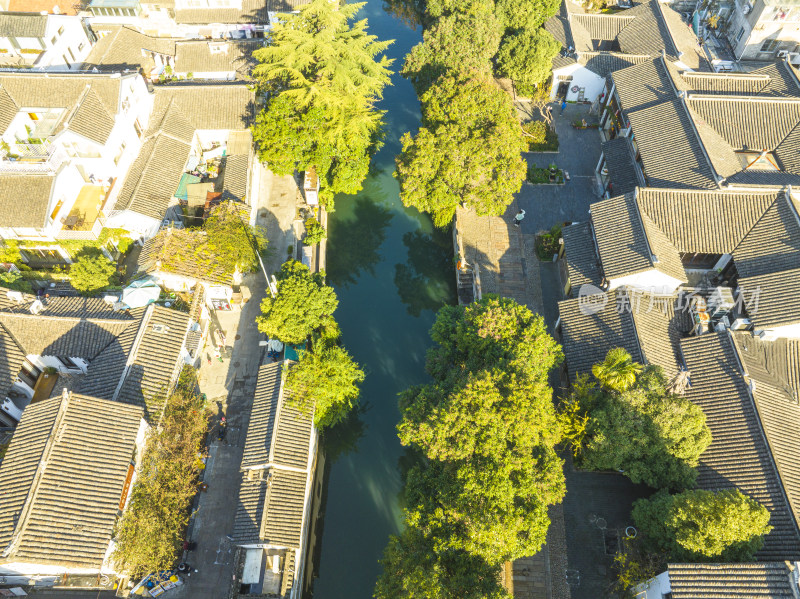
[285,343,305,361]
[175,173,201,201]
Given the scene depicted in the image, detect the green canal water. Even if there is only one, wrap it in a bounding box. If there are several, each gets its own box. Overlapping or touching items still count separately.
[311,1,456,597]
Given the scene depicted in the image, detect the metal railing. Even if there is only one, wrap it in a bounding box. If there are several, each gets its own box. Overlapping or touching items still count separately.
[0,141,66,174]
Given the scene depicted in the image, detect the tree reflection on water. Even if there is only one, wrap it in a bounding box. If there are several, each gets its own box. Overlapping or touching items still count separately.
[393,228,457,317]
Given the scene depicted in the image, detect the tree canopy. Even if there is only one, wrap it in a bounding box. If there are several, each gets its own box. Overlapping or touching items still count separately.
[495,0,562,29]
[252,0,394,207]
[496,28,561,93]
[287,345,365,429]
[375,526,511,599]
[564,359,712,490]
[256,260,338,344]
[396,75,527,227]
[632,489,772,561]
[396,297,564,563]
[592,347,643,392]
[70,249,116,295]
[402,6,502,94]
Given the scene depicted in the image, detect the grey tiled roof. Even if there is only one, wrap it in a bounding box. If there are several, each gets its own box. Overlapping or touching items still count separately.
[174,40,260,77]
[115,84,253,221]
[149,84,255,132]
[579,52,650,77]
[733,195,800,329]
[82,26,177,73]
[0,13,47,38]
[0,323,25,399]
[0,72,130,146]
[234,360,315,550]
[0,174,54,229]
[635,188,778,254]
[114,134,191,221]
[590,192,685,282]
[562,222,601,289]
[612,59,719,189]
[75,308,146,401]
[221,154,250,202]
[0,313,132,360]
[676,61,800,97]
[558,288,689,380]
[232,476,268,543]
[114,306,192,421]
[0,393,142,569]
[558,290,643,380]
[261,468,308,548]
[614,57,800,187]
[667,562,796,598]
[656,2,708,71]
[544,2,573,50]
[272,388,314,471]
[241,362,314,471]
[681,333,800,560]
[591,193,652,280]
[241,362,282,469]
[732,332,800,531]
[601,136,642,195]
[629,294,691,380]
[174,0,306,24]
[0,297,137,360]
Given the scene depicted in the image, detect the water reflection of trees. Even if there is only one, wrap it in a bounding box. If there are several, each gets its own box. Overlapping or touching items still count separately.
[321,405,367,465]
[327,196,393,288]
[382,0,425,28]
[393,228,457,317]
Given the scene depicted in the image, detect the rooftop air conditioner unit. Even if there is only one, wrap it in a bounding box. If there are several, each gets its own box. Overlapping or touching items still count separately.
[29,299,44,315]
[152,324,170,333]
[743,2,752,14]
[777,50,789,59]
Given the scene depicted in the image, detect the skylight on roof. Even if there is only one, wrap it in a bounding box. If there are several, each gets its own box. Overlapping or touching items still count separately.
[737,151,780,171]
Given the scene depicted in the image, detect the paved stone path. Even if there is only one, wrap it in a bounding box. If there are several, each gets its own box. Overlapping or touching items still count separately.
[456,207,543,315]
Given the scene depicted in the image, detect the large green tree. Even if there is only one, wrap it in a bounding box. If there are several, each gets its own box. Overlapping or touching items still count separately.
[287,345,365,429]
[375,526,510,599]
[632,489,772,561]
[70,249,116,295]
[256,260,338,344]
[402,4,502,94]
[568,364,712,490]
[396,297,565,563]
[396,75,527,227]
[252,0,393,207]
[496,28,561,94]
[495,0,562,29]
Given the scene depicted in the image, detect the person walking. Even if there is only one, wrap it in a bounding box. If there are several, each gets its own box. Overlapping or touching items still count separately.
[561,99,567,114]
[513,209,526,227]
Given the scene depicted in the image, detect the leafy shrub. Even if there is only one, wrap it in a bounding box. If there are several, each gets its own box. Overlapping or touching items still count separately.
[535,223,562,260]
[304,217,327,246]
[112,371,209,577]
[69,249,116,295]
[522,120,547,144]
[0,270,32,293]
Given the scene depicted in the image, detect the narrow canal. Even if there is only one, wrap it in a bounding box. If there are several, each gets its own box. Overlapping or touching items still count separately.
[310,1,456,597]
